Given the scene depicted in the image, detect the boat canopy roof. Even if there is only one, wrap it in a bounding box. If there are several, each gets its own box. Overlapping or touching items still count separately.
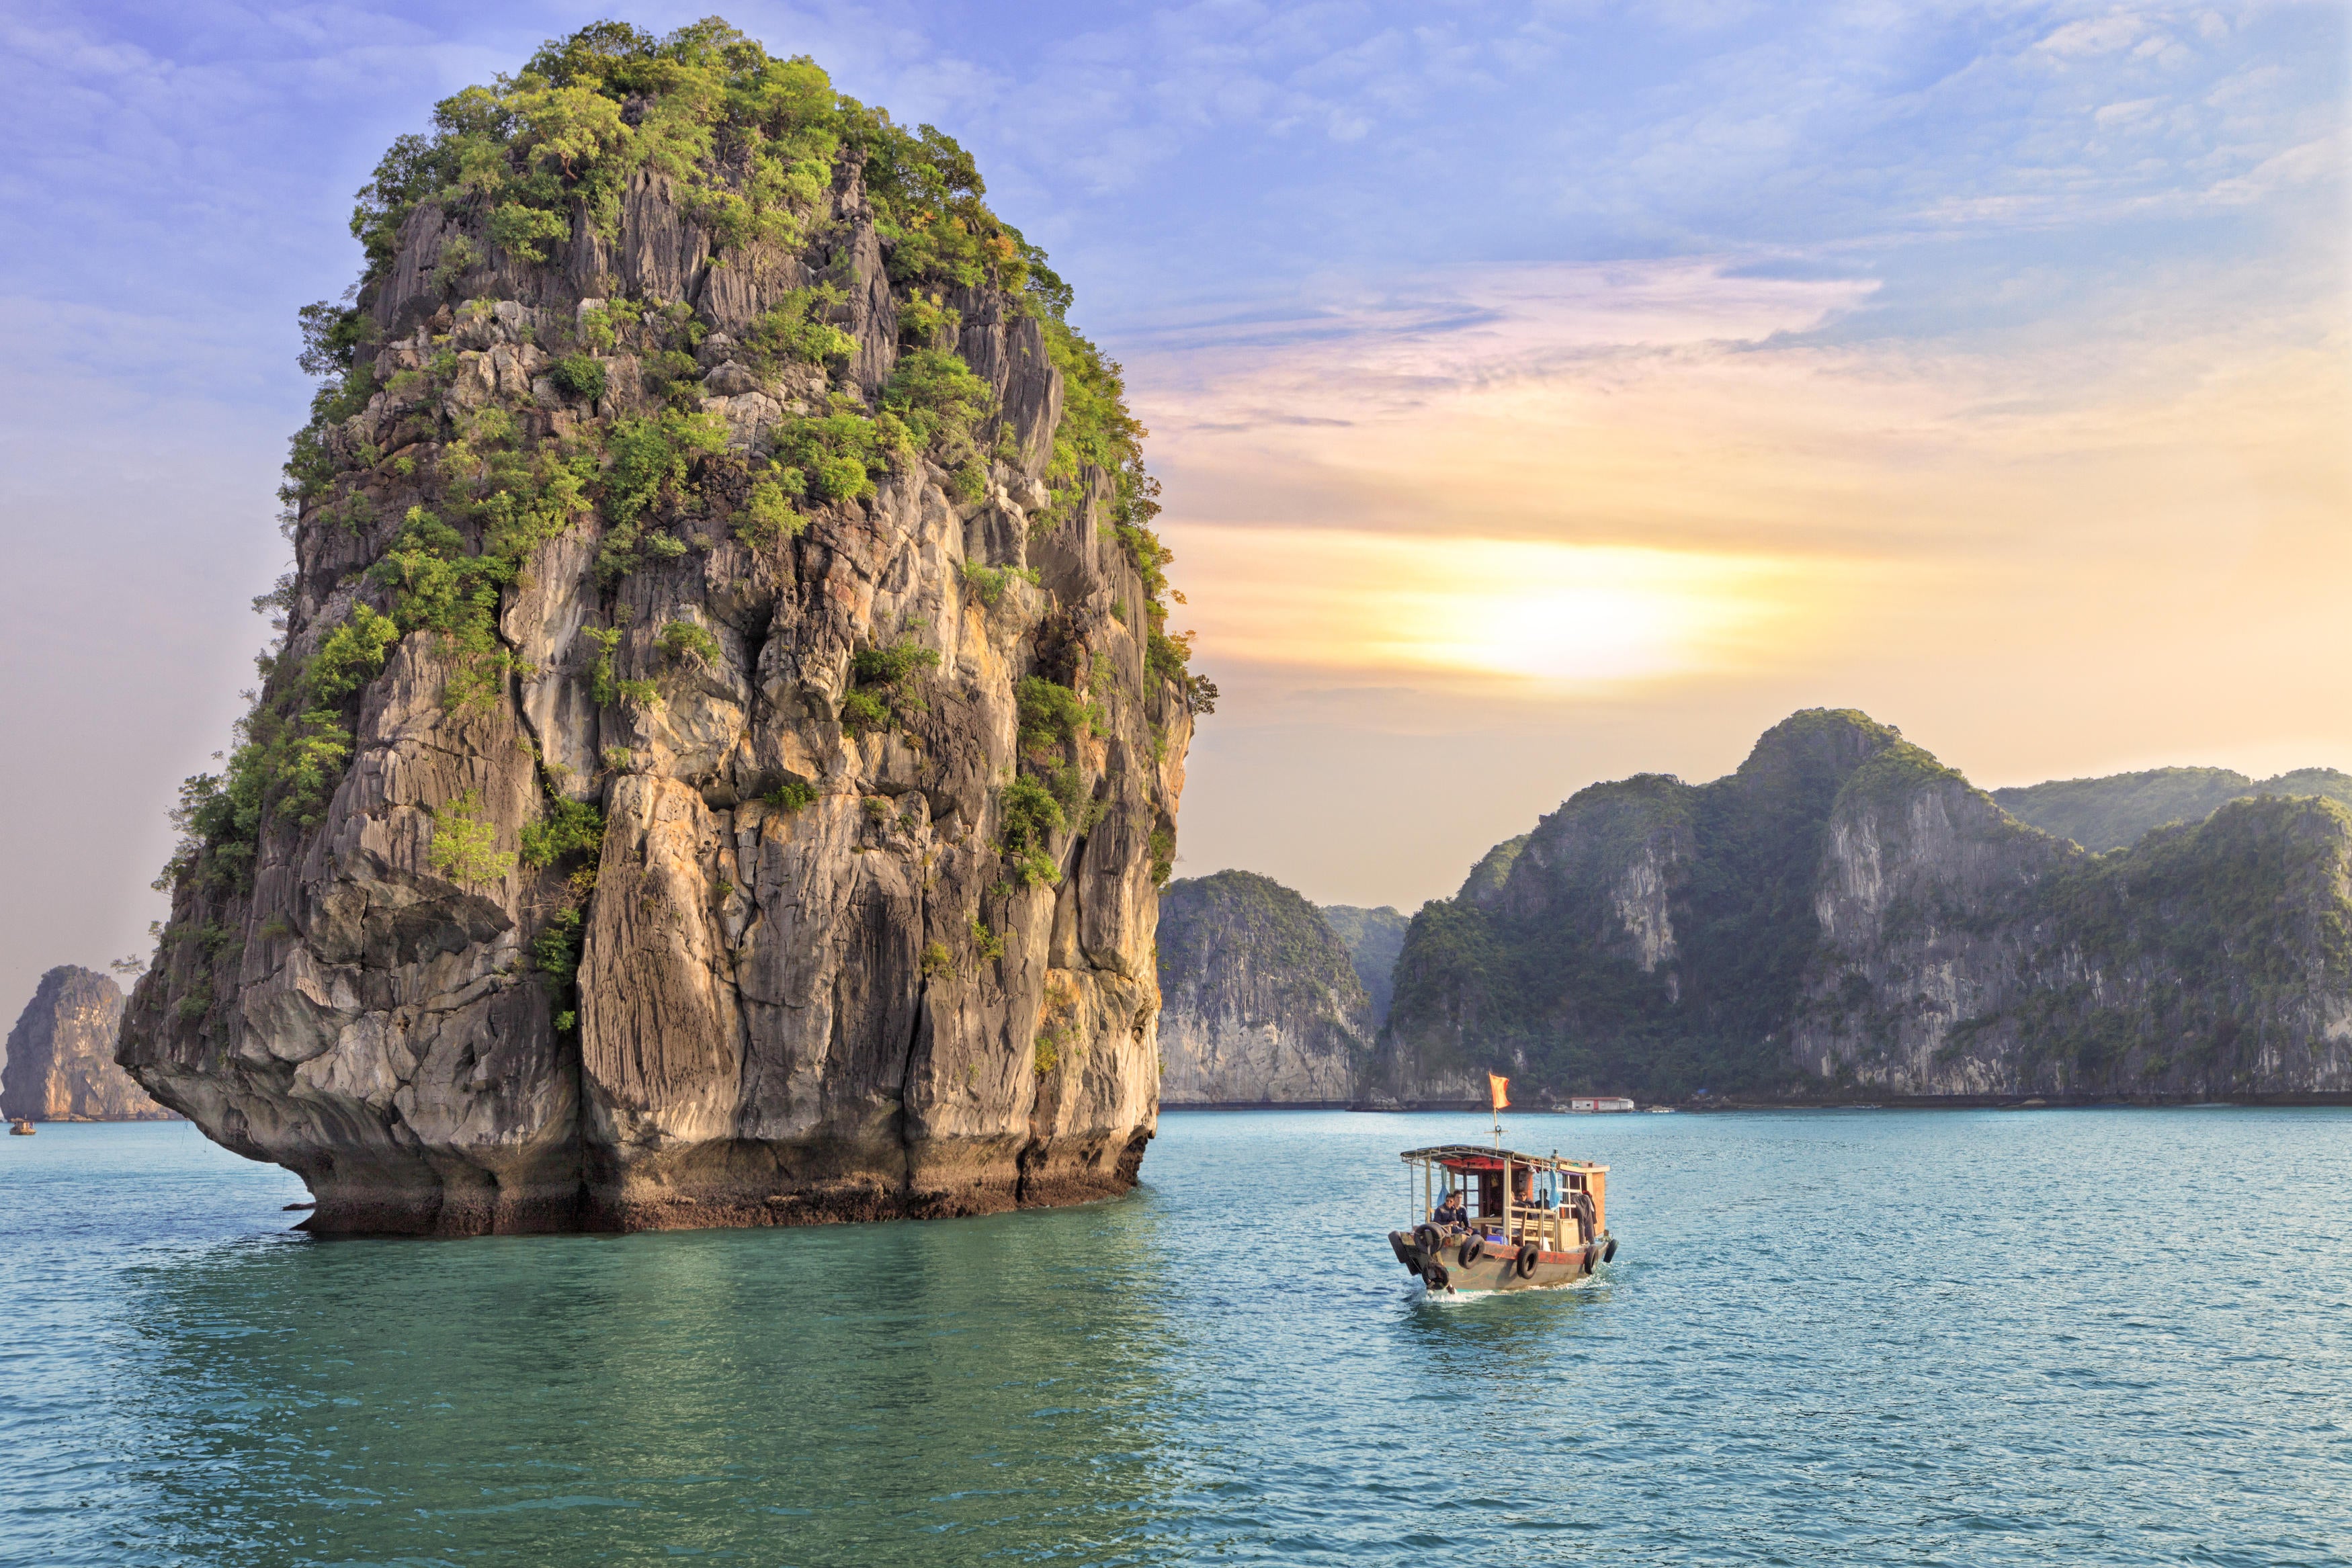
[1400,1145,1606,1175]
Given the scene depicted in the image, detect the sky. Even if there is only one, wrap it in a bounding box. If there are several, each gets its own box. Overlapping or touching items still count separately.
[0,0,2345,1022]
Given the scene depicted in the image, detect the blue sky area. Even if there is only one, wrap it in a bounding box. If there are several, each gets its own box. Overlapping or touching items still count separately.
[1,1,2345,1015]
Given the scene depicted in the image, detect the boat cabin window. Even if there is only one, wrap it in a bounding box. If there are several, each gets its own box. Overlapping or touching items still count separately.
[1454,1174,1496,1219]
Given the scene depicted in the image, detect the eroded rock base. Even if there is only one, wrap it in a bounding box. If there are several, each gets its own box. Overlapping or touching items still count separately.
[294,1129,1152,1236]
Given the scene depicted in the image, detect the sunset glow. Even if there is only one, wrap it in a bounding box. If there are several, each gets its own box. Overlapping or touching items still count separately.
[1181,529,1842,687]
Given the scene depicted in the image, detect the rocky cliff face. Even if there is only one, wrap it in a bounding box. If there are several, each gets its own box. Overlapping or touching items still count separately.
[120,23,1205,1233]
[1378,711,2352,1102]
[1318,904,1410,1029]
[1155,872,1368,1104]
[2,967,175,1122]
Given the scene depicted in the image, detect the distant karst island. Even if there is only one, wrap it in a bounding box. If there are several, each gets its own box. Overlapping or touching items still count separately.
[114,20,1210,1235]
[1,967,177,1124]
[1153,710,2352,1109]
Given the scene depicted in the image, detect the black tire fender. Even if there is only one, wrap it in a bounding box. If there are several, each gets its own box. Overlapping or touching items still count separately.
[1422,1260,1450,1291]
[1457,1233,1486,1267]
[1515,1242,1540,1278]
[1388,1231,1418,1270]
[1413,1223,1441,1255]
[1602,1237,1618,1264]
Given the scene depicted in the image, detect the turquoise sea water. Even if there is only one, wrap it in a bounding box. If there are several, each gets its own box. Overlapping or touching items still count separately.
[2,1108,2347,1566]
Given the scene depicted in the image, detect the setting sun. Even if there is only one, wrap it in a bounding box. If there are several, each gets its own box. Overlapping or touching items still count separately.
[1175,527,1837,687]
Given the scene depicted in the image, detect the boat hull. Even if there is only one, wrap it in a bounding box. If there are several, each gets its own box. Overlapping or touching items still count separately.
[1388,1231,1613,1293]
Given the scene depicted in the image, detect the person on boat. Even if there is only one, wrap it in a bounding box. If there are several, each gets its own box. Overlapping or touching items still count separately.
[1433,1188,1467,1228]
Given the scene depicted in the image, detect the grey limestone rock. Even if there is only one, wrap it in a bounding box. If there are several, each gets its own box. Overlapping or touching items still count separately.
[701,360,759,396]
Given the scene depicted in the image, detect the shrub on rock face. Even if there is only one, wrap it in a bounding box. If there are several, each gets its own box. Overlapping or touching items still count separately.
[657,619,721,670]
[749,286,856,368]
[520,797,605,869]
[548,355,606,401]
[734,478,806,548]
[426,790,515,888]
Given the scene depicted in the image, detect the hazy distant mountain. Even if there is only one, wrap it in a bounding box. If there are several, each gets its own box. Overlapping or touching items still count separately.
[1318,905,1411,1029]
[1372,710,2352,1105]
[1155,873,1370,1104]
[1993,767,2352,852]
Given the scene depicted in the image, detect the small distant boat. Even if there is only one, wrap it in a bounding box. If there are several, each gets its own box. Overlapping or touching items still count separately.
[8,1119,34,1136]
[1387,1144,1616,1294]
[1556,1096,1636,1113]
[1643,1106,1675,1114]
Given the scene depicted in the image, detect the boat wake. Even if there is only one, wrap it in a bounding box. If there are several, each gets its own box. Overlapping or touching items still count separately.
[1415,1274,1606,1305]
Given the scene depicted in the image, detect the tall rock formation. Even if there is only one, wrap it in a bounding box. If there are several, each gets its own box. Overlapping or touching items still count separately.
[1993,767,2352,852]
[1377,710,2352,1104]
[1319,904,1410,1029]
[1155,873,1368,1104]
[2,967,175,1122]
[119,21,1208,1233]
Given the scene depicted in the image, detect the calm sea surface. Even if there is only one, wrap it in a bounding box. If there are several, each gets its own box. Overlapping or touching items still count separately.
[2,1108,2346,1566]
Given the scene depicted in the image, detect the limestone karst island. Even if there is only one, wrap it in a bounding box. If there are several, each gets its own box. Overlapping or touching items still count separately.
[7,11,2351,1564]
[115,27,1209,1235]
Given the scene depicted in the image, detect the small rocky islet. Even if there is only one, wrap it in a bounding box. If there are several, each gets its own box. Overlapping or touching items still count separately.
[1,967,177,1124]
[116,21,1209,1235]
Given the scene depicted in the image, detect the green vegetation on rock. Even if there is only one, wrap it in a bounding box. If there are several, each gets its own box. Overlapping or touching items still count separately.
[839,636,940,738]
[1984,795,2352,1084]
[519,795,605,869]
[347,20,1013,284]
[1456,834,1530,904]
[427,789,516,887]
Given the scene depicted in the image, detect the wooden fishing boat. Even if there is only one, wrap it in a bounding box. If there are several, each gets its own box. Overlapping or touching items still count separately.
[8,1119,34,1136]
[1387,1144,1616,1294]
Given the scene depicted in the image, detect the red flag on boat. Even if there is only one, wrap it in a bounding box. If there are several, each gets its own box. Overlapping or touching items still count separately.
[1488,1073,1510,1112]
